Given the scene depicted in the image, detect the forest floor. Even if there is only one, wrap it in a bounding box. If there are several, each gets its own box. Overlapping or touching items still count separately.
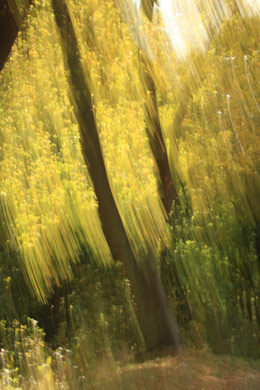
[87,348,260,390]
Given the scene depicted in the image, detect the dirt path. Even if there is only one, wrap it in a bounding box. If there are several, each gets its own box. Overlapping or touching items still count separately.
[87,349,260,390]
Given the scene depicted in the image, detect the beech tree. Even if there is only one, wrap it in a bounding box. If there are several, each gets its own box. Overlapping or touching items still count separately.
[49,0,180,352]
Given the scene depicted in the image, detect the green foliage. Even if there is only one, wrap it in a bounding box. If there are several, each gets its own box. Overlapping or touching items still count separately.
[56,260,144,365]
[163,201,260,357]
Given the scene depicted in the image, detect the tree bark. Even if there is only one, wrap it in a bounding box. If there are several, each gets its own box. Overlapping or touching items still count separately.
[141,0,156,21]
[139,50,176,215]
[0,0,18,71]
[51,0,180,352]
[139,0,176,215]
[0,0,32,72]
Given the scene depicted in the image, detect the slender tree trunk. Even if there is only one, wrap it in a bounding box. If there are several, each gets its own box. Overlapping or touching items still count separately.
[50,284,61,335]
[141,0,155,21]
[51,0,180,352]
[139,0,176,215]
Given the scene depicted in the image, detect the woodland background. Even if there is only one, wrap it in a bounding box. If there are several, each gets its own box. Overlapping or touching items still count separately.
[0,0,260,388]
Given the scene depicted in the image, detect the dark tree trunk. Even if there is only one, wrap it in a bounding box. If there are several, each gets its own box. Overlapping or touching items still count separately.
[0,0,32,72]
[139,50,176,215]
[50,284,62,334]
[141,0,156,21]
[0,1,18,71]
[51,0,180,352]
[139,0,176,215]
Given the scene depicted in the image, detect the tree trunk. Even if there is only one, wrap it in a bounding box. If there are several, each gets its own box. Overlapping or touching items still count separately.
[51,0,180,352]
[141,0,156,21]
[138,0,176,215]
[0,0,32,72]
[0,0,18,71]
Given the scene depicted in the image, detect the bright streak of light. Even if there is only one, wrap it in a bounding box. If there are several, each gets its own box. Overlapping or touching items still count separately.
[157,0,260,58]
[159,0,208,57]
[237,0,260,17]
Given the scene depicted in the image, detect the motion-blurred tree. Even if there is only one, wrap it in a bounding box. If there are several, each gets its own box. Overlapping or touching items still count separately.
[0,0,180,352]
[50,0,179,352]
